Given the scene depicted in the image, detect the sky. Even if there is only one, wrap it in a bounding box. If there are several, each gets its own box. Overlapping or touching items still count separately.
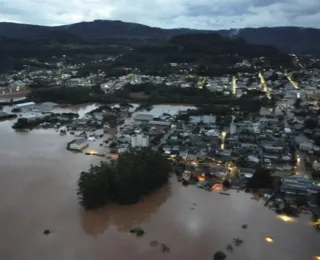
[1,0,320,29]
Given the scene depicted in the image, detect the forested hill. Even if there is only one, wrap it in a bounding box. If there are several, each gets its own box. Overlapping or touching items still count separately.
[1,20,320,56]
[115,33,292,76]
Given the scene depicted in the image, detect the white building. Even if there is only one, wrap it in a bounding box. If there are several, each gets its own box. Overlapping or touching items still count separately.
[131,134,149,147]
[229,122,237,135]
[23,113,49,122]
[100,82,115,92]
[13,102,36,109]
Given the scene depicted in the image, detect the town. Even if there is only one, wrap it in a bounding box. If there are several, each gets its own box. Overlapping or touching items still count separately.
[2,14,320,260]
[1,52,320,231]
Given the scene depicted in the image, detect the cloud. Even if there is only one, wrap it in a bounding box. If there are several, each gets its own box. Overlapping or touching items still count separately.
[0,0,320,29]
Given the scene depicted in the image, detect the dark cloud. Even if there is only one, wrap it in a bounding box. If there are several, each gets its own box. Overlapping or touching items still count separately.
[0,0,319,29]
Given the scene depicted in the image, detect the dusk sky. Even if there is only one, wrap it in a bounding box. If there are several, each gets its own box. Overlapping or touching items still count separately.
[1,0,320,29]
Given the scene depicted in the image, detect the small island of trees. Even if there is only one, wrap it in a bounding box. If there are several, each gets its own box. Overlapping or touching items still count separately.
[77,148,172,210]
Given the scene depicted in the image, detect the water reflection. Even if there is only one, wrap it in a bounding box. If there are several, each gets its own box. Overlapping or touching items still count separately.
[81,184,171,235]
[277,215,295,223]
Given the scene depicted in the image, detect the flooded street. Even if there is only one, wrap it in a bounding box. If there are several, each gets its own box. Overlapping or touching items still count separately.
[0,104,319,260]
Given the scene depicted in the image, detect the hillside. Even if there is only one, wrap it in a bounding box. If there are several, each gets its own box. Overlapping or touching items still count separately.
[115,33,292,76]
[0,20,320,56]
[218,27,320,56]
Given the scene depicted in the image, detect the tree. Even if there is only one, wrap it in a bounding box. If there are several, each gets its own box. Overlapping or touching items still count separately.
[247,167,273,189]
[77,163,115,210]
[77,148,172,210]
[114,148,171,204]
[12,118,30,129]
[277,115,284,122]
[294,98,302,109]
[304,118,318,129]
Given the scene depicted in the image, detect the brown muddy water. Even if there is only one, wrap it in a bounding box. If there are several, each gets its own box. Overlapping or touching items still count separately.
[0,105,319,260]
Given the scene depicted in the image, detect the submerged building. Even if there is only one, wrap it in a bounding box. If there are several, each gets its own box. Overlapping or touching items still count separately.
[69,138,89,151]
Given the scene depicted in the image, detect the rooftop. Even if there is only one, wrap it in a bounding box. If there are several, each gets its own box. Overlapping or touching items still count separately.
[73,138,87,145]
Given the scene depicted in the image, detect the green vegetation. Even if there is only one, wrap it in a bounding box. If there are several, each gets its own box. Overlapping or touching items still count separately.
[118,33,293,76]
[247,167,273,189]
[12,113,78,130]
[213,251,227,260]
[27,82,274,110]
[294,98,302,109]
[27,86,103,104]
[12,118,31,130]
[130,227,145,237]
[77,148,172,210]
[304,118,318,129]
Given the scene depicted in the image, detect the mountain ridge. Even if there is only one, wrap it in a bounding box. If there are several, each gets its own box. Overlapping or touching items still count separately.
[1,20,320,56]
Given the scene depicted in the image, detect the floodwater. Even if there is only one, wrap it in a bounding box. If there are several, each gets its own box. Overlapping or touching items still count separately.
[0,104,319,260]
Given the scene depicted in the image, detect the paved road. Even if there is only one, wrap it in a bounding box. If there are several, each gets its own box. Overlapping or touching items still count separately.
[154,128,175,150]
[296,151,308,176]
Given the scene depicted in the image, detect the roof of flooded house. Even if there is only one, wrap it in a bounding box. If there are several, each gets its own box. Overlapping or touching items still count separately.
[73,138,87,145]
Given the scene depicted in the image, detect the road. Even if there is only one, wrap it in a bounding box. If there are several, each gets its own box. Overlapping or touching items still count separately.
[295,151,308,176]
[154,127,175,150]
[283,116,309,177]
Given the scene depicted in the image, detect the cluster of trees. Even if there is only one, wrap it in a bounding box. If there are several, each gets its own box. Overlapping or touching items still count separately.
[111,83,271,110]
[304,118,318,129]
[116,33,293,76]
[27,81,271,112]
[247,167,274,189]
[27,86,107,104]
[12,112,78,130]
[77,148,172,210]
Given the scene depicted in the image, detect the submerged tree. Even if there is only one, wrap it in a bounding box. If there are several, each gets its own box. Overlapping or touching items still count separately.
[114,148,172,204]
[77,148,171,210]
[247,167,273,189]
[77,162,115,210]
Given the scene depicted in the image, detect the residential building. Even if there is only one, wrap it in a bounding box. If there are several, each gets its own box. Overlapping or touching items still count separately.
[280,175,320,196]
[69,138,89,151]
[13,102,36,109]
[230,121,237,134]
[131,134,149,147]
[238,168,255,178]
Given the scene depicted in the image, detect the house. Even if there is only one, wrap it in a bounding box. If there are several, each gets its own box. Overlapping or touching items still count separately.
[238,168,255,178]
[13,102,36,109]
[211,167,229,177]
[148,120,171,126]
[131,134,149,147]
[280,175,316,196]
[134,113,153,122]
[190,115,216,124]
[23,113,49,122]
[69,138,88,151]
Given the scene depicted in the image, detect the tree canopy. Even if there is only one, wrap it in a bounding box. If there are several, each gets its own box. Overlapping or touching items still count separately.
[304,118,318,129]
[77,148,172,210]
[247,167,273,189]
